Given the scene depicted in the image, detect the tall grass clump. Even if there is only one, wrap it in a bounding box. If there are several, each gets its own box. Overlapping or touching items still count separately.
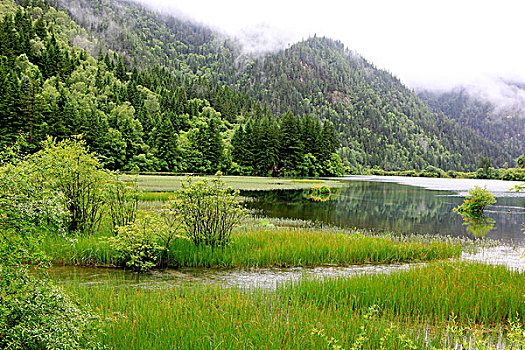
[278,262,525,326]
[42,226,461,268]
[165,228,461,268]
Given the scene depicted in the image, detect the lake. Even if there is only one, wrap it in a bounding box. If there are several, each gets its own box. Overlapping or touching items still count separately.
[49,176,525,288]
[243,176,525,244]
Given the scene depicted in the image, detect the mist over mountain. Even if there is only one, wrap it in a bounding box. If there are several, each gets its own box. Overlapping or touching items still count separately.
[1,0,522,175]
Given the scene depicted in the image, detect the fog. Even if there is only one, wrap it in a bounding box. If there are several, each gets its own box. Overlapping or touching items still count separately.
[130,0,525,109]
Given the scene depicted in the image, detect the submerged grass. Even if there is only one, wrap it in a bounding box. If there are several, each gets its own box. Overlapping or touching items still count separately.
[278,261,525,326]
[42,226,461,268]
[56,261,525,349]
[134,175,346,192]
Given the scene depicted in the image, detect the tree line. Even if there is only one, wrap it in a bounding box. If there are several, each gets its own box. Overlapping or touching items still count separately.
[0,3,343,176]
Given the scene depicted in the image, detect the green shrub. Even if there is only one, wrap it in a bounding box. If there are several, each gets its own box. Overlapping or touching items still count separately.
[106,212,165,272]
[169,177,245,247]
[0,267,104,350]
[454,186,497,214]
[30,137,109,235]
[104,173,139,233]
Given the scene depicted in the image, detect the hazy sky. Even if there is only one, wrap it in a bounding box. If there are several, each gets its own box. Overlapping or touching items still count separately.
[135,0,525,93]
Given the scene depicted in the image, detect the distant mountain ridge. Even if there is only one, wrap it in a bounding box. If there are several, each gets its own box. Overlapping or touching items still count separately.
[7,0,522,171]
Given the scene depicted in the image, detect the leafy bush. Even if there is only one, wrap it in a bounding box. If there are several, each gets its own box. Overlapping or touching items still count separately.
[0,267,104,350]
[308,184,332,202]
[106,212,165,272]
[170,177,245,247]
[105,173,139,233]
[107,208,187,271]
[30,137,109,235]
[454,186,497,214]
[0,138,104,349]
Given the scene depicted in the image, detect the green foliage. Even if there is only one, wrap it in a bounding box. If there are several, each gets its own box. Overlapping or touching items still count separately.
[453,186,497,214]
[0,267,104,350]
[308,184,332,202]
[31,137,109,234]
[0,138,69,265]
[106,212,164,272]
[170,177,245,247]
[0,138,104,349]
[517,154,525,169]
[104,173,139,233]
[2,0,518,178]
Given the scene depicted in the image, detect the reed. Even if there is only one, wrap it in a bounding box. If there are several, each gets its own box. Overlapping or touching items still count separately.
[60,278,432,350]
[56,262,525,350]
[278,261,525,326]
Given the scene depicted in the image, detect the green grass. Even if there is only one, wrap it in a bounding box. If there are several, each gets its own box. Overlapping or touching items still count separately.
[133,175,346,192]
[42,226,461,268]
[278,261,525,326]
[59,278,429,349]
[55,261,525,349]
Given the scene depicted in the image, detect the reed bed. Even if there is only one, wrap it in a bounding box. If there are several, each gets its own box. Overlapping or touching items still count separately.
[57,261,525,349]
[42,226,461,268]
[61,279,432,350]
[166,227,462,268]
[278,261,525,326]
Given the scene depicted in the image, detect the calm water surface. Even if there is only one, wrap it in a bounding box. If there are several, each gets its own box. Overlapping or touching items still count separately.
[48,176,525,287]
[243,176,525,244]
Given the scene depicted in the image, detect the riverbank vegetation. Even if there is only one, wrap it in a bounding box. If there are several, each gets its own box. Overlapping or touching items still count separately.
[3,135,524,349]
[54,262,525,349]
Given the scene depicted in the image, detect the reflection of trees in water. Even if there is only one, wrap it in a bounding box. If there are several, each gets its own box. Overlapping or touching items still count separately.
[243,182,525,242]
[242,182,461,235]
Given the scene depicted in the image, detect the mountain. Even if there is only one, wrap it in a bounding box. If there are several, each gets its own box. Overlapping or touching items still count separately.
[418,87,524,165]
[1,0,520,174]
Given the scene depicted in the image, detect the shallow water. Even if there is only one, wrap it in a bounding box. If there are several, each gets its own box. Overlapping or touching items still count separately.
[49,176,525,288]
[244,176,525,244]
[49,263,422,289]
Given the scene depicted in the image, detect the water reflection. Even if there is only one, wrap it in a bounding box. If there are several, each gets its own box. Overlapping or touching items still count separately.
[242,180,525,244]
[457,213,496,238]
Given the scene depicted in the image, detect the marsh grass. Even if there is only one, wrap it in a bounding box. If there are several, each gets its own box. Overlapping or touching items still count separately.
[134,175,346,192]
[42,225,461,268]
[278,262,525,326]
[166,227,461,268]
[56,261,525,349]
[60,279,432,350]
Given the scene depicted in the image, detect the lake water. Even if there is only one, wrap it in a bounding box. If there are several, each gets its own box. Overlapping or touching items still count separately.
[243,176,525,244]
[48,176,525,288]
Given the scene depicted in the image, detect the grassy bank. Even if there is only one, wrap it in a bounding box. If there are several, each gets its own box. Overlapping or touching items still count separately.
[56,262,525,349]
[42,225,462,268]
[133,175,347,192]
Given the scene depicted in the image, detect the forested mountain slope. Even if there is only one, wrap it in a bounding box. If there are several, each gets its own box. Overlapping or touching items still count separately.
[3,0,518,173]
[0,0,341,176]
[419,88,524,165]
[234,37,515,170]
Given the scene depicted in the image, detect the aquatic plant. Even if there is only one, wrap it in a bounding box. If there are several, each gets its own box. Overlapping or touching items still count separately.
[278,262,525,326]
[308,184,332,202]
[453,186,496,215]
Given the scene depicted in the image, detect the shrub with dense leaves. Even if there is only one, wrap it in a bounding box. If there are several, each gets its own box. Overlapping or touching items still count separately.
[454,186,497,214]
[170,177,246,247]
[0,267,104,350]
[106,212,165,272]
